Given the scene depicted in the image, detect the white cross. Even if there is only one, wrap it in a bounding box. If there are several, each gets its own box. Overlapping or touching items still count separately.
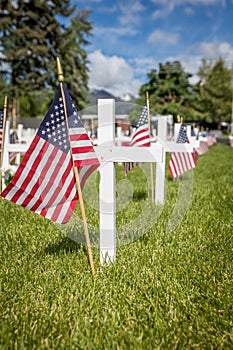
[1,121,30,182]
[95,99,165,264]
[95,100,195,264]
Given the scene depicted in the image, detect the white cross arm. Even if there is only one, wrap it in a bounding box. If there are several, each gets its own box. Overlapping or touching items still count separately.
[162,141,194,153]
[199,136,208,142]
[190,139,200,148]
[6,144,30,153]
[95,143,163,163]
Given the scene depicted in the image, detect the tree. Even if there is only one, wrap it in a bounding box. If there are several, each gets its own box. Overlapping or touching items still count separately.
[60,9,92,111]
[196,58,232,124]
[0,0,92,114]
[138,61,201,122]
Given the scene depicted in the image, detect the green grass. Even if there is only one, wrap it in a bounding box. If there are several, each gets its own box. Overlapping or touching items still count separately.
[0,144,232,349]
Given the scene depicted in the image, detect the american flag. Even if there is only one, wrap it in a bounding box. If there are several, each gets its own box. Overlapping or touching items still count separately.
[195,140,209,156]
[167,135,174,141]
[124,105,150,176]
[1,84,100,224]
[0,109,3,147]
[207,134,217,146]
[9,131,19,163]
[168,123,197,179]
[229,136,233,147]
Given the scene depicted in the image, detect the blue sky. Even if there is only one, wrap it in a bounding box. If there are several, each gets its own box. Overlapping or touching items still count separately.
[73,0,233,97]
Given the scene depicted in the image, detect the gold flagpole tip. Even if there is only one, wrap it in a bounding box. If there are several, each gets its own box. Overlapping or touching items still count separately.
[56,57,64,82]
[4,96,7,108]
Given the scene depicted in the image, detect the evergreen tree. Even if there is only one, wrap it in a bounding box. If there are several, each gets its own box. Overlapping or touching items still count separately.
[197,58,232,124]
[0,0,92,114]
[60,9,92,111]
[139,61,201,122]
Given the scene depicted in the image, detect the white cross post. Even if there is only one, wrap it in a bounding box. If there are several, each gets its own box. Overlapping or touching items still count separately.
[1,121,29,190]
[96,99,164,264]
[97,99,116,264]
[186,124,200,149]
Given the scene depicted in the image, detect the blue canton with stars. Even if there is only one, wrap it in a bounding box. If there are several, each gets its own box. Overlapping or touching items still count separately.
[10,131,18,144]
[136,105,148,129]
[176,123,189,143]
[38,84,84,154]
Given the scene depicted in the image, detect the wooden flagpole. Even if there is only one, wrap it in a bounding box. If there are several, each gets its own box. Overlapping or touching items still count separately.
[146,91,154,206]
[0,96,8,193]
[56,57,95,275]
[12,98,17,133]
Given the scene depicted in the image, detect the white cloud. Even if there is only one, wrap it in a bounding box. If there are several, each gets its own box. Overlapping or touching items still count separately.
[118,0,146,25]
[87,40,233,98]
[129,57,159,77]
[151,0,225,5]
[184,6,195,15]
[83,0,103,2]
[88,50,142,96]
[198,41,233,64]
[98,5,117,13]
[148,29,179,44]
[163,40,233,84]
[151,0,226,19]
[94,25,138,37]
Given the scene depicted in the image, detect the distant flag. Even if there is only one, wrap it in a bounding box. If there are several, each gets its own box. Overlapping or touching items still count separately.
[229,135,233,147]
[0,109,3,147]
[124,105,150,176]
[195,140,209,156]
[9,131,19,163]
[207,134,217,146]
[167,134,174,141]
[1,84,100,224]
[168,123,197,179]
[192,129,208,157]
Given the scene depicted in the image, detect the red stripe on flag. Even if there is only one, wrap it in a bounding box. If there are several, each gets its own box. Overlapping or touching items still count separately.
[79,164,98,189]
[72,146,95,154]
[131,127,148,140]
[2,136,45,201]
[49,173,77,222]
[131,135,150,146]
[70,134,90,141]
[181,153,189,172]
[12,143,49,203]
[29,151,69,212]
[74,158,100,167]
[21,146,59,208]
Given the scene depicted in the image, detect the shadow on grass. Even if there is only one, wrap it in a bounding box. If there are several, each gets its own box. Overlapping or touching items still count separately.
[44,236,84,255]
[133,189,147,201]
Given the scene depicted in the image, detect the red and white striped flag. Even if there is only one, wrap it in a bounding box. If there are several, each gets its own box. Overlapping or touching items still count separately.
[9,131,19,164]
[195,140,209,156]
[124,105,150,176]
[229,136,233,147]
[168,123,197,179]
[1,84,100,224]
[207,134,217,146]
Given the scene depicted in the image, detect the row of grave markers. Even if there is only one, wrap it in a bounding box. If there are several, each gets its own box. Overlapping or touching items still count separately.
[1,99,199,264]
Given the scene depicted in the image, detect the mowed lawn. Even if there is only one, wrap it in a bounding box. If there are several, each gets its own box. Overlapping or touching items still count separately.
[0,143,232,349]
